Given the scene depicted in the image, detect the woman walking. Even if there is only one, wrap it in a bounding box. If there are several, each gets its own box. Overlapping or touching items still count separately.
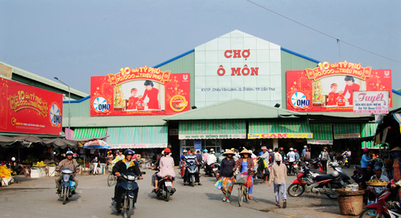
[269,154,287,208]
[234,148,255,200]
[219,149,236,202]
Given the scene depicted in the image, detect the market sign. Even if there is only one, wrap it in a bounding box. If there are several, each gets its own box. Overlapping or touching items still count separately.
[307,140,333,145]
[110,143,167,149]
[353,91,389,114]
[0,78,63,135]
[194,30,282,108]
[90,66,191,116]
[179,133,246,140]
[286,61,392,112]
[334,133,361,139]
[247,133,313,139]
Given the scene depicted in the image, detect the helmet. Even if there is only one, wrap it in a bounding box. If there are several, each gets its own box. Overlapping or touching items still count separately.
[294,149,297,152]
[203,149,208,153]
[261,146,267,150]
[183,149,187,153]
[304,145,307,148]
[124,149,134,156]
[331,170,340,178]
[164,148,171,153]
[115,150,120,154]
[363,148,369,153]
[210,148,214,152]
[73,153,78,158]
[11,157,16,162]
[268,149,273,152]
[66,151,73,156]
[289,148,294,151]
[107,150,112,154]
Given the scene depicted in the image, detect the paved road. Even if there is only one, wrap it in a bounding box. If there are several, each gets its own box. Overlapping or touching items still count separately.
[0,166,356,218]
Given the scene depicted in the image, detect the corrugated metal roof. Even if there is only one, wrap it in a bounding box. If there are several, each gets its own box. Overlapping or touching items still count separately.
[164,99,303,121]
[0,61,88,98]
[63,115,167,127]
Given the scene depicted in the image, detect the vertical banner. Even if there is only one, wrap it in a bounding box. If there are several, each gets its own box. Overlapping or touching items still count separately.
[90,66,190,116]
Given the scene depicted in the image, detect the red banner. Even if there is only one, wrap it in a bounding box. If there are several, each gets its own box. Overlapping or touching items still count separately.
[286,62,392,112]
[90,67,190,116]
[0,78,63,135]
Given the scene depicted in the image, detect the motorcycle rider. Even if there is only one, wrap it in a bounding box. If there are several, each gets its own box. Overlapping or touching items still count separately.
[180,149,187,166]
[279,147,286,161]
[195,150,202,175]
[205,150,217,176]
[303,148,311,162]
[55,151,79,195]
[258,146,270,183]
[202,149,209,163]
[287,148,296,175]
[112,150,125,163]
[153,148,176,192]
[183,149,201,185]
[112,149,143,212]
[217,149,225,164]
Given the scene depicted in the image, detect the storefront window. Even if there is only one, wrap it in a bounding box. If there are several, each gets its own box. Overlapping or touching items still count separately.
[179,139,222,155]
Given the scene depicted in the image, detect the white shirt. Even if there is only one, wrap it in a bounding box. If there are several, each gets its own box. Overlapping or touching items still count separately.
[369,173,389,195]
[206,154,217,165]
[287,151,295,162]
[259,151,269,163]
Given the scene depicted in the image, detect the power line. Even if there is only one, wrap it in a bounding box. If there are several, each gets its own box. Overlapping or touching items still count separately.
[246,0,401,64]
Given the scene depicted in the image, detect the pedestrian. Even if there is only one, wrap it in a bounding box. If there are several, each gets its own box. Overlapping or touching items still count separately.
[302,145,307,158]
[235,148,255,200]
[269,154,287,208]
[319,147,329,172]
[258,146,270,183]
[273,148,282,164]
[91,153,100,175]
[287,148,296,174]
[219,149,236,203]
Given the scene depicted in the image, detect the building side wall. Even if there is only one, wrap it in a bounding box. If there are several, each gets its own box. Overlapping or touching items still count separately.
[62,98,91,118]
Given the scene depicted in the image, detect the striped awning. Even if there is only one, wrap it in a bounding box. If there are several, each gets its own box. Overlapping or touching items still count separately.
[307,123,333,145]
[179,120,246,140]
[248,119,313,139]
[107,126,168,149]
[72,127,107,140]
[361,122,378,149]
[333,123,361,139]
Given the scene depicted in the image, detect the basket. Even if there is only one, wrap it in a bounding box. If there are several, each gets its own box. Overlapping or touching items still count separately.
[366,182,388,187]
[336,189,365,215]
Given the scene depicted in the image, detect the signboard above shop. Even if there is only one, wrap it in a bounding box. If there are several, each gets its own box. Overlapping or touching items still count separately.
[286,61,392,112]
[353,91,389,114]
[90,66,191,116]
[0,78,63,135]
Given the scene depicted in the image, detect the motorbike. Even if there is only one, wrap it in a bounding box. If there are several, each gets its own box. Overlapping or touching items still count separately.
[352,165,365,184]
[114,173,138,218]
[308,159,326,174]
[179,162,186,178]
[341,155,350,168]
[287,164,346,199]
[205,162,220,179]
[285,161,299,176]
[185,161,198,187]
[154,175,175,201]
[57,168,76,205]
[360,182,401,218]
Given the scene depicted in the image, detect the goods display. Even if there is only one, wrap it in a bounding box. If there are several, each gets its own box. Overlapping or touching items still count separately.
[366,179,388,187]
[32,161,46,167]
[0,166,13,179]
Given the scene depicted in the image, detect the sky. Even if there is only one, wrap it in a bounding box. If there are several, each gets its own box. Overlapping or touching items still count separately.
[1,0,400,94]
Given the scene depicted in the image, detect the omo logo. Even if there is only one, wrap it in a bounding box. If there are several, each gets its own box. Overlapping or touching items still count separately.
[93,97,111,112]
[50,104,62,126]
[291,92,310,108]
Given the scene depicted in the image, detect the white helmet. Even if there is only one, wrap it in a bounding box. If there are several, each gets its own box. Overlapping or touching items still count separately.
[268,149,273,152]
[289,148,294,151]
[11,157,16,162]
[331,170,340,178]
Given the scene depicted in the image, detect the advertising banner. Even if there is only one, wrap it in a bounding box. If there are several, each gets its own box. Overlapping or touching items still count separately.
[0,78,63,135]
[90,66,190,116]
[248,133,313,139]
[179,133,246,140]
[194,30,282,108]
[353,91,389,114]
[286,61,392,112]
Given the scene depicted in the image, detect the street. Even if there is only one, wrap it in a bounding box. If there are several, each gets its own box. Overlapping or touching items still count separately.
[0,167,356,218]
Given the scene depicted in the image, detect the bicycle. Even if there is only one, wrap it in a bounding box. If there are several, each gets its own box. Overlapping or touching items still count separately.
[234,172,249,207]
[107,163,117,187]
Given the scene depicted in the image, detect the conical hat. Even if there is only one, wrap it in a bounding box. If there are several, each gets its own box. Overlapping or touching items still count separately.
[391,146,401,152]
[223,149,235,156]
[239,148,252,155]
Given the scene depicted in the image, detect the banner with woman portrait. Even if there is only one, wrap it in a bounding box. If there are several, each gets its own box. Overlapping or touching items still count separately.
[90,66,190,116]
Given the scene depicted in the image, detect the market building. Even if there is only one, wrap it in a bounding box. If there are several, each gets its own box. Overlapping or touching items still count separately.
[60,30,401,164]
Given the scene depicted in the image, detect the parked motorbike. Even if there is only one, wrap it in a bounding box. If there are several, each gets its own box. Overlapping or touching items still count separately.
[287,164,346,199]
[154,175,175,201]
[351,165,365,184]
[185,161,198,187]
[360,182,400,218]
[114,173,138,218]
[57,168,76,205]
[205,162,220,179]
[308,159,326,174]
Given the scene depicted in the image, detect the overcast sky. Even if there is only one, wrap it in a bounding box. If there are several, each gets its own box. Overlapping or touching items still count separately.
[1,0,400,94]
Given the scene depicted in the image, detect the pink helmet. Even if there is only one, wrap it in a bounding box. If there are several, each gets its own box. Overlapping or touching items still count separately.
[363,148,369,153]
[294,149,297,152]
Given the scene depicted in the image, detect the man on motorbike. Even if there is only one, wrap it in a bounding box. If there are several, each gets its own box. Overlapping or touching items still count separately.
[205,150,217,176]
[112,149,143,212]
[287,148,296,175]
[55,151,79,195]
[112,150,125,164]
[183,149,201,185]
[153,148,176,192]
[258,146,270,183]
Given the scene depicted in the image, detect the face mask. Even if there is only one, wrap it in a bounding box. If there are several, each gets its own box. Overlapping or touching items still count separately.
[392,152,401,157]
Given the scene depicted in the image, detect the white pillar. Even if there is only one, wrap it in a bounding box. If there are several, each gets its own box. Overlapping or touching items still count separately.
[273,139,279,150]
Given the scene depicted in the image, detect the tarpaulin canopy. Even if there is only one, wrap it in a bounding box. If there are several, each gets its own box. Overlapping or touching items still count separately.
[42,138,77,149]
[248,119,312,139]
[179,120,246,140]
[107,126,168,149]
[0,135,18,147]
[83,140,110,149]
[361,122,378,149]
[307,123,333,145]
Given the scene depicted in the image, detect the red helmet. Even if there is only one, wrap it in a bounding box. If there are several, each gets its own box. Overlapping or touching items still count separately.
[164,148,171,153]
[294,149,297,152]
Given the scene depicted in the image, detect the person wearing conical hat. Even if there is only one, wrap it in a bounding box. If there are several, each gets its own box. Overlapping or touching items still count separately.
[219,149,236,203]
[234,148,255,200]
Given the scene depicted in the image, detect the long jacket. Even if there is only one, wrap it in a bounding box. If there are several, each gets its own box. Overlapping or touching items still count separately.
[112,158,142,180]
[234,157,255,176]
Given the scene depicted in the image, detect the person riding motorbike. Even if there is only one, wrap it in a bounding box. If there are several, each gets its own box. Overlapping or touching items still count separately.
[112,150,125,164]
[287,148,296,175]
[153,148,176,192]
[55,151,79,195]
[258,146,270,183]
[112,149,143,212]
[183,149,201,185]
[205,151,217,176]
